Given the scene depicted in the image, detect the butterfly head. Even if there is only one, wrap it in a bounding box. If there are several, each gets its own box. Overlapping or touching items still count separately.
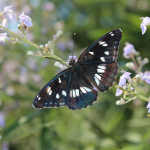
[67,55,77,66]
[69,59,76,66]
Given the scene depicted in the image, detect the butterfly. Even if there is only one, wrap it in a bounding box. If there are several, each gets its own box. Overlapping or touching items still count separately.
[32,29,122,110]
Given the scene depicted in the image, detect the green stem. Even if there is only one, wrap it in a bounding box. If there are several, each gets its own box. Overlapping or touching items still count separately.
[0,25,69,66]
[48,54,69,66]
[136,94,150,102]
[131,55,141,72]
[0,25,39,48]
[114,84,150,102]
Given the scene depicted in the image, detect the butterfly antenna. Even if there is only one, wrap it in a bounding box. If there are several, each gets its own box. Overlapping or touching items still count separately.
[72,33,76,58]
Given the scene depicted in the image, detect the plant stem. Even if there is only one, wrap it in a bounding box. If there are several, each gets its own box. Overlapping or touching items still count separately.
[136,94,150,102]
[0,25,39,48]
[131,55,140,72]
[47,54,69,66]
[114,85,150,102]
[0,25,69,66]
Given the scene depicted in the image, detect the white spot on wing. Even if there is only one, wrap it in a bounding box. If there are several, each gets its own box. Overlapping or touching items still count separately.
[89,51,94,55]
[100,57,105,62]
[58,78,61,83]
[80,87,87,93]
[104,51,109,55]
[111,33,114,36]
[62,90,67,96]
[83,87,92,92]
[49,90,52,95]
[97,69,105,73]
[47,86,51,93]
[95,74,101,80]
[76,89,79,96]
[99,41,105,45]
[70,90,73,97]
[94,76,99,85]
[38,97,41,100]
[56,94,60,99]
[37,95,39,98]
[73,89,76,98]
[98,66,106,69]
[102,43,108,47]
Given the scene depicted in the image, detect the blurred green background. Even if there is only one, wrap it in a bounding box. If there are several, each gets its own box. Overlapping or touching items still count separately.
[1,0,150,150]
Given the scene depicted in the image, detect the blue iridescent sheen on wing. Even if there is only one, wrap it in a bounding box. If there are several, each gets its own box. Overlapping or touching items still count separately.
[67,64,98,110]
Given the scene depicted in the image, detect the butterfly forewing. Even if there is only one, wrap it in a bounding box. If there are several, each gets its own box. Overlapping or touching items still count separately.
[33,69,72,108]
[77,29,122,92]
[78,29,122,65]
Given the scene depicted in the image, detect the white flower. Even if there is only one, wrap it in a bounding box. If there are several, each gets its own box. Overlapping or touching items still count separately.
[54,62,67,70]
[1,6,15,27]
[18,12,33,27]
[123,42,139,59]
[116,70,132,96]
[140,17,150,35]
[0,33,11,42]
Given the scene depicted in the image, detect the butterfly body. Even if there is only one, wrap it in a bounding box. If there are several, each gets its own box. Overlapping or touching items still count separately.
[33,29,122,110]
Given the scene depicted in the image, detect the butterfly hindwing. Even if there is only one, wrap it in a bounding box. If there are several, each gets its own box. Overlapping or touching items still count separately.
[78,29,122,65]
[82,62,118,92]
[67,68,98,110]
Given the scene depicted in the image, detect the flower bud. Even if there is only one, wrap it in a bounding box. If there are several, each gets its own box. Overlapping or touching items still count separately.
[116,98,126,105]
[134,74,142,84]
[135,74,141,79]
[126,62,136,71]
[54,62,67,70]
[122,85,127,90]
[45,43,48,48]
[17,24,21,29]
[142,58,149,65]
[27,51,34,55]
[47,40,52,48]
[39,45,44,50]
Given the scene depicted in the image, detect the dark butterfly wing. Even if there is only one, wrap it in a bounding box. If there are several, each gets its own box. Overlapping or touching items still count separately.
[81,62,118,92]
[78,29,122,65]
[67,66,98,110]
[78,29,122,92]
[33,69,73,108]
[33,67,98,110]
